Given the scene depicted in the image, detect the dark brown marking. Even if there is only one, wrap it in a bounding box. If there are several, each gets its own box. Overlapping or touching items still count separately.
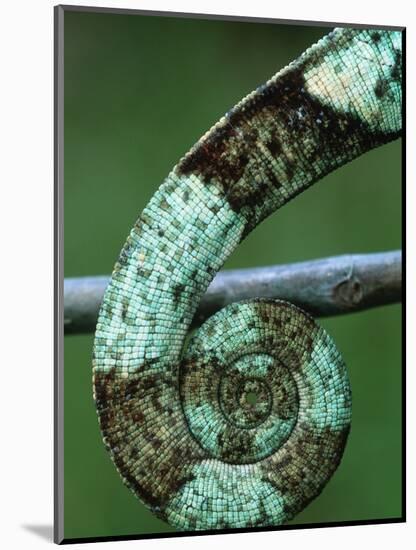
[390,48,402,82]
[173,283,186,304]
[121,301,128,321]
[261,424,350,519]
[266,139,281,156]
[176,65,398,227]
[374,79,388,99]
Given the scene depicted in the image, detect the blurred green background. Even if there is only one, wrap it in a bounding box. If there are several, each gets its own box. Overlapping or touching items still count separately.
[63,10,402,541]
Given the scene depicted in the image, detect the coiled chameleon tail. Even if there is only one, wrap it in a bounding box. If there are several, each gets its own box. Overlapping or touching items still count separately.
[93,27,402,530]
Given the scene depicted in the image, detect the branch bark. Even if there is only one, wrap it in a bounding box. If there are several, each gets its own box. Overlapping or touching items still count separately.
[64,250,402,335]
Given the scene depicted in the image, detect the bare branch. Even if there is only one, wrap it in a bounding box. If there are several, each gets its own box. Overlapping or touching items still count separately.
[64,250,402,335]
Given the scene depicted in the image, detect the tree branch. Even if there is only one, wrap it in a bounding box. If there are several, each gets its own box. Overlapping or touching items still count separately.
[64,250,402,335]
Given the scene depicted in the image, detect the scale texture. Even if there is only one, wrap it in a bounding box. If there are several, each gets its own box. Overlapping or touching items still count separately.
[92,27,402,530]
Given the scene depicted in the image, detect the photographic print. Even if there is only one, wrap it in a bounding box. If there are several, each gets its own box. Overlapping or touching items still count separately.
[55,5,404,544]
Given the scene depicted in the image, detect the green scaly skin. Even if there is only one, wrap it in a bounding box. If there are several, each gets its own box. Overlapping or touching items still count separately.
[92,27,402,530]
